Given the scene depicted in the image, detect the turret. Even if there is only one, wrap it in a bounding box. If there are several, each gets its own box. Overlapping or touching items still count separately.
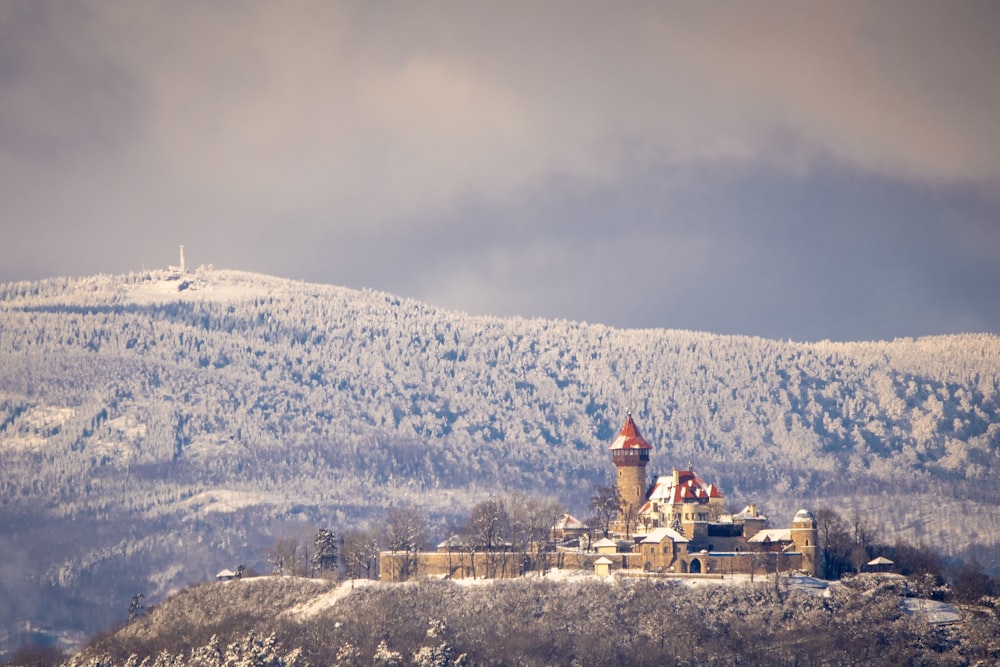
[791,509,821,577]
[609,413,652,525]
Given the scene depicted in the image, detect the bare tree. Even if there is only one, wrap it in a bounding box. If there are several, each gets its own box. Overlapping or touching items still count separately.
[620,502,639,539]
[497,494,562,576]
[814,506,851,579]
[890,538,944,579]
[463,498,511,578]
[516,495,563,576]
[268,536,308,576]
[849,509,875,574]
[382,504,426,580]
[589,485,621,538]
[950,558,997,603]
[342,528,380,581]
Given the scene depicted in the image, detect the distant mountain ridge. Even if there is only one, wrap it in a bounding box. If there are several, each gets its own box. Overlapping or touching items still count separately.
[1,267,999,651]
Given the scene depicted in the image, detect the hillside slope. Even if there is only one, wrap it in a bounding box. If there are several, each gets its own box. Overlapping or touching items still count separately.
[66,575,998,666]
[1,267,999,650]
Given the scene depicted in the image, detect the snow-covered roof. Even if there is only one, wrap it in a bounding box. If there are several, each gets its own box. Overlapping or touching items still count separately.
[594,557,614,565]
[553,513,588,531]
[608,413,652,450]
[747,528,792,543]
[216,569,237,578]
[643,470,723,509]
[718,505,767,524]
[868,556,894,566]
[591,537,618,548]
[437,535,466,549]
[734,504,765,520]
[639,527,689,544]
[793,509,816,525]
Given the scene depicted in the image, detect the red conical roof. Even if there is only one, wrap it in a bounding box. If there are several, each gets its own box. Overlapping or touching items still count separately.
[609,413,653,450]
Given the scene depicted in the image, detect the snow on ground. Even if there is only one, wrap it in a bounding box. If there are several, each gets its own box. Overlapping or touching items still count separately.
[104,414,146,439]
[281,579,378,620]
[182,489,288,516]
[900,598,962,625]
[0,405,76,451]
[420,569,799,589]
[123,268,348,305]
[125,271,270,304]
[230,572,956,627]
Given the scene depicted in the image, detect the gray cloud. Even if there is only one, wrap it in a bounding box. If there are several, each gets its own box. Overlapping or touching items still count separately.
[1,1,999,341]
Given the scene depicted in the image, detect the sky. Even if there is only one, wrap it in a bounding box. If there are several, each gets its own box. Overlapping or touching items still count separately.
[2,0,999,342]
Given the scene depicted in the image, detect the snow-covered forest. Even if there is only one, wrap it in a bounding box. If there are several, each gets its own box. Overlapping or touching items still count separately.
[1,268,999,650]
[66,575,1000,666]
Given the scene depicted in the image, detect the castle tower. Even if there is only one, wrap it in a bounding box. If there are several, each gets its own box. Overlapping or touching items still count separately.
[610,413,652,526]
[791,509,821,577]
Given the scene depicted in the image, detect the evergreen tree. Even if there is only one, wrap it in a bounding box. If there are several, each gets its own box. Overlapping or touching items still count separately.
[312,528,340,575]
[128,593,145,621]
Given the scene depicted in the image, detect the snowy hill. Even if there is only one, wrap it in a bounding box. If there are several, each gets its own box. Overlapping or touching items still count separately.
[1,267,999,653]
[64,575,992,666]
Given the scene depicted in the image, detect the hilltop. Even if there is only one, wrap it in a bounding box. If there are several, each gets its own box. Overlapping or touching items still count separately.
[1,267,999,652]
[64,574,996,666]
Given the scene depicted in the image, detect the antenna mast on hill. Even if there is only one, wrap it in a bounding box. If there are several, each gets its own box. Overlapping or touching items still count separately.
[179,245,185,273]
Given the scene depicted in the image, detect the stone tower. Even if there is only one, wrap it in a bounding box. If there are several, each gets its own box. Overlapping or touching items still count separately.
[791,508,821,577]
[610,413,652,525]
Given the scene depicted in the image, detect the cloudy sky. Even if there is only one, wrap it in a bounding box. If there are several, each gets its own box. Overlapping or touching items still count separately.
[2,1,999,341]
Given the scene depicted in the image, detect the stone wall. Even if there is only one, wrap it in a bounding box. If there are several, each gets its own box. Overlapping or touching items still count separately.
[380,550,645,582]
[380,549,807,582]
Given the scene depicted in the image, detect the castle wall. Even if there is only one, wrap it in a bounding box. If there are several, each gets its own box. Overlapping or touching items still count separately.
[381,548,809,582]
[641,550,805,576]
[740,517,768,541]
[380,551,645,582]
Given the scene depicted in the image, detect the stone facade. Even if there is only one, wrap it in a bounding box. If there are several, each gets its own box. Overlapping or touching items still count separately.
[610,412,651,528]
[608,414,820,578]
[380,549,644,582]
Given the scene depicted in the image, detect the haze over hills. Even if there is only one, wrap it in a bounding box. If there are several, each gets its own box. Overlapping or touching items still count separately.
[1,267,999,652]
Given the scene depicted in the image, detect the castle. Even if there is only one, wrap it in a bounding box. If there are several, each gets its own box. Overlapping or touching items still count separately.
[381,413,820,580]
[606,412,820,577]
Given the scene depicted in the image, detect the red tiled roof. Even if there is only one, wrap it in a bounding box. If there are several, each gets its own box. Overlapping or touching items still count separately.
[645,468,725,508]
[609,413,653,450]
